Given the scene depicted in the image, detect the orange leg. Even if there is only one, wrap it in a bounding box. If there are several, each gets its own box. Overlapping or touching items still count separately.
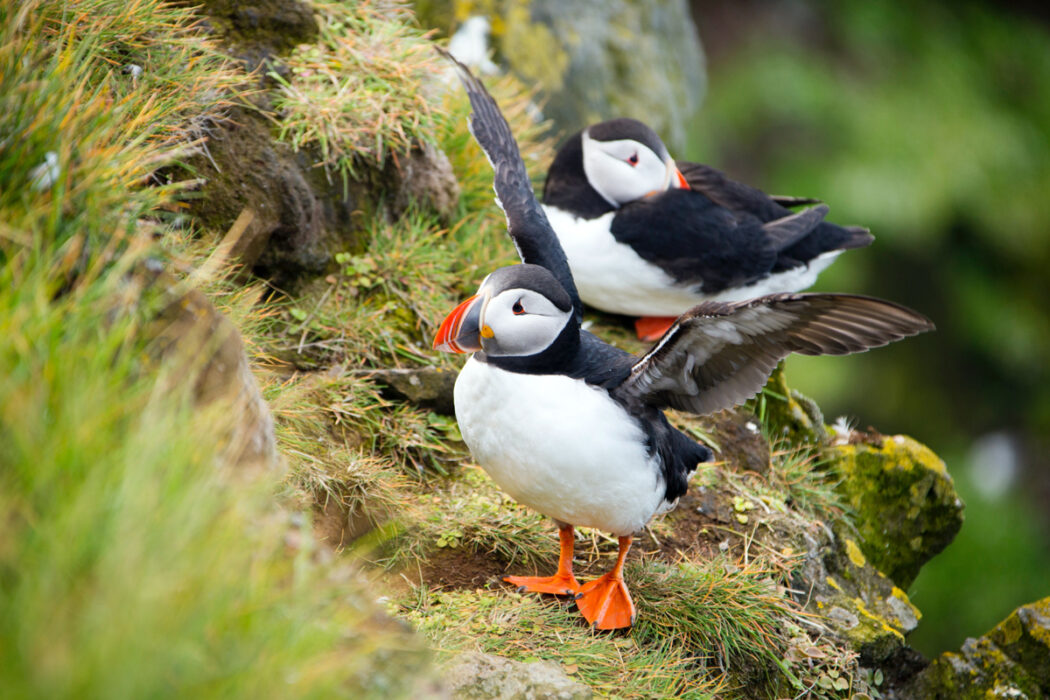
[576,535,636,630]
[634,316,677,342]
[504,524,581,596]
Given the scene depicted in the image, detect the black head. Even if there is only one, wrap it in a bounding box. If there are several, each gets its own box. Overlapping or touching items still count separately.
[587,118,669,161]
[543,118,681,215]
[434,264,579,371]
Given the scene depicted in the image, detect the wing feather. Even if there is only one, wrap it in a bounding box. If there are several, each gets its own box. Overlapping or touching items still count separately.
[614,294,934,414]
[437,47,582,319]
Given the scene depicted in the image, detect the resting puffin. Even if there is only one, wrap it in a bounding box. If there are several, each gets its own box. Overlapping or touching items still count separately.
[435,49,933,630]
[541,118,874,340]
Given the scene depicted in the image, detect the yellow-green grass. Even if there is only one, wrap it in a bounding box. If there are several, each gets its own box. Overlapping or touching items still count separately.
[0,1,886,698]
[397,553,808,698]
[1,1,429,696]
[0,251,423,698]
[269,0,443,190]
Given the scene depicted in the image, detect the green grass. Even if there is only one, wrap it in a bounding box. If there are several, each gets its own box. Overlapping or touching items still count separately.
[380,463,552,572]
[0,0,239,251]
[401,586,723,698]
[0,1,430,696]
[269,0,443,189]
[0,1,908,697]
[0,256,424,698]
[397,553,813,698]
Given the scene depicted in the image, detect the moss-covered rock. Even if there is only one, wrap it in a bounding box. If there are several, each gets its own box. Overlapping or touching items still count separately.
[987,599,1050,685]
[419,0,705,151]
[181,7,463,288]
[796,521,922,665]
[826,434,963,588]
[813,554,921,665]
[366,367,459,415]
[180,106,332,281]
[195,0,319,74]
[901,597,1050,699]
[142,265,279,475]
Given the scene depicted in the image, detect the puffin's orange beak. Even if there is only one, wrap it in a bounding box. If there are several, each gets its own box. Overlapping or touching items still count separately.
[434,294,484,353]
[650,160,690,197]
[674,167,690,190]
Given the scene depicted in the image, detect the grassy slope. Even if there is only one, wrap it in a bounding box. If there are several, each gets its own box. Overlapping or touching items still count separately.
[0,2,422,697]
[251,5,881,699]
[2,1,896,698]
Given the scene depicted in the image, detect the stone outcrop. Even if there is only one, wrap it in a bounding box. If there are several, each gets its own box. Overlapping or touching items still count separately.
[901,597,1050,699]
[443,652,593,700]
[827,435,964,588]
[181,3,462,288]
[421,0,706,152]
[138,263,278,475]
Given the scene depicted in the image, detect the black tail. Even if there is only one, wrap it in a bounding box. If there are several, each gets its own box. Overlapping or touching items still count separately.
[774,222,873,271]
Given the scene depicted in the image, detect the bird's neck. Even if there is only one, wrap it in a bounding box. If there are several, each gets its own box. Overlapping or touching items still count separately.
[480,321,581,375]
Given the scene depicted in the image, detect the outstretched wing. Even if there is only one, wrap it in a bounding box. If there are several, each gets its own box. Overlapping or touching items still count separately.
[613,293,933,415]
[437,47,582,320]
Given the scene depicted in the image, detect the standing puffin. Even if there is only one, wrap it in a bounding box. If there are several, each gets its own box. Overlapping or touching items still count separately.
[435,49,933,630]
[541,118,874,340]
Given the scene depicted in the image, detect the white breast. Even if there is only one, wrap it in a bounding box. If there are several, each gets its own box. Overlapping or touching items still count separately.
[543,205,841,316]
[454,357,667,536]
[544,206,702,317]
[709,249,844,302]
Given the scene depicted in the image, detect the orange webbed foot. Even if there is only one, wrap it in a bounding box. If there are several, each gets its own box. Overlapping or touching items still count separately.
[576,572,636,630]
[504,571,581,596]
[634,316,677,342]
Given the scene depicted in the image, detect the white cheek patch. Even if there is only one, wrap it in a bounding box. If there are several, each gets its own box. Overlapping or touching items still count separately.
[483,289,570,357]
[582,133,667,206]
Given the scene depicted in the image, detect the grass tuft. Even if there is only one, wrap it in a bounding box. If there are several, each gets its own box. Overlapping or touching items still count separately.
[401,586,724,698]
[631,558,790,688]
[269,0,442,189]
[1,0,431,695]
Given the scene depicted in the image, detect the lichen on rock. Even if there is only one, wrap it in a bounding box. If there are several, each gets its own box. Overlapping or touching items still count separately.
[423,0,705,151]
[902,597,1050,699]
[749,363,828,445]
[826,433,964,588]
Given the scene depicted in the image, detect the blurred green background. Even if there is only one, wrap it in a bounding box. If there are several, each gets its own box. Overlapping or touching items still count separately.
[684,0,1050,656]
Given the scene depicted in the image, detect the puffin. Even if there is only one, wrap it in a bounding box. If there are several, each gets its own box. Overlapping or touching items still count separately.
[541,118,874,340]
[434,48,933,630]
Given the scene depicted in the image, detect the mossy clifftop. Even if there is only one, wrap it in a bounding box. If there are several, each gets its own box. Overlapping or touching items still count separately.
[14,0,1034,696]
[903,597,1050,699]
[827,434,964,588]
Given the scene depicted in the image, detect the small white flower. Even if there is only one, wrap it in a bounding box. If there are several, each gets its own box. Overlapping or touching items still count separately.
[29,151,59,191]
[829,415,855,445]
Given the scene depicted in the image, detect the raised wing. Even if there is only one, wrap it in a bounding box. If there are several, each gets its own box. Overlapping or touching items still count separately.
[614,293,934,414]
[437,47,582,320]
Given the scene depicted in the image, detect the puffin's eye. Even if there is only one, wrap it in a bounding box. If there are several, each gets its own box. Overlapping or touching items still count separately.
[627,153,639,166]
[512,300,525,315]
